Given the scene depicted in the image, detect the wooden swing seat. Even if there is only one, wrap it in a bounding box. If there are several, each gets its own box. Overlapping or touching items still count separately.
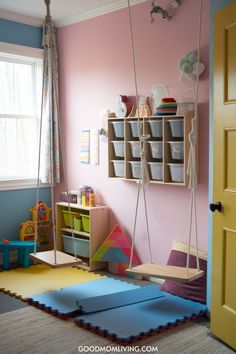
[126,263,204,282]
[30,250,81,268]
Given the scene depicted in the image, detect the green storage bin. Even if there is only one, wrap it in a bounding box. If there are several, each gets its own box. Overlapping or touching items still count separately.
[62,210,79,228]
[74,216,82,231]
[63,235,89,258]
[81,214,90,233]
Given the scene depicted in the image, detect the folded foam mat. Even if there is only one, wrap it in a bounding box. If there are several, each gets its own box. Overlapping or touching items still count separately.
[0,264,103,300]
[77,285,165,314]
[75,292,207,344]
[28,277,140,316]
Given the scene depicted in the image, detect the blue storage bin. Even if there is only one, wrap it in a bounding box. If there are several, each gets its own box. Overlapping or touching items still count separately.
[63,235,89,258]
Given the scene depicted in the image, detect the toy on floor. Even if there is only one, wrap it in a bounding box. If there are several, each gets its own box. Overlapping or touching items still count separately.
[30,201,51,223]
[19,202,52,250]
[19,221,35,241]
[91,224,140,276]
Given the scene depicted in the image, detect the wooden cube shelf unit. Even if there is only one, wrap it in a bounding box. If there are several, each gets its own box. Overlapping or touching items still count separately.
[108,111,197,186]
[56,202,108,271]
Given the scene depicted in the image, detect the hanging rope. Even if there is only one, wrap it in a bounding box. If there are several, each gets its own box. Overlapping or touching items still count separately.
[186,0,203,273]
[33,0,79,264]
[127,0,152,270]
[128,0,203,275]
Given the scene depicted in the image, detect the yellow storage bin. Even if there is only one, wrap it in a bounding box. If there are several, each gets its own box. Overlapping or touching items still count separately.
[62,210,79,228]
[81,214,90,233]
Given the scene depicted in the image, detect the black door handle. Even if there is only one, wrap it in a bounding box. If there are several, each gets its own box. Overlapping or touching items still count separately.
[209,201,222,212]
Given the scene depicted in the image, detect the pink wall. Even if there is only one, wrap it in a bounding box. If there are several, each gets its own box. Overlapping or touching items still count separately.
[57,0,210,265]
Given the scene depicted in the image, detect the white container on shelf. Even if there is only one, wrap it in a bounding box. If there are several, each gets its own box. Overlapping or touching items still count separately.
[111,121,124,138]
[128,121,141,138]
[168,119,184,138]
[168,163,184,182]
[111,141,124,157]
[148,162,163,180]
[168,141,184,160]
[112,160,125,177]
[148,120,163,138]
[149,141,163,159]
[129,141,141,158]
[177,102,195,115]
[129,161,141,179]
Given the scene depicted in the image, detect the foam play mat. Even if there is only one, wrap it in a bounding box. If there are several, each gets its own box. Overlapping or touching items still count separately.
[75,291,207,344]
[0,264,104,300]
[28,278,143,316]
[27,275,206,344]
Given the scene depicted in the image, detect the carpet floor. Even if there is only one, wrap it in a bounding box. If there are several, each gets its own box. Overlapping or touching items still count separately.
[0,305,234,354]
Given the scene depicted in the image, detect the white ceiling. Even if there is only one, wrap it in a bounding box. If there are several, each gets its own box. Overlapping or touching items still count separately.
[0,0,147,27]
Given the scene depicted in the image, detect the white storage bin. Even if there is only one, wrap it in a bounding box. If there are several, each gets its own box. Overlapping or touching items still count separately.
[177,102,195,115]
[148,162,163,180]
[168,119,184,138]
[168,141,184,160]
[128,121,141,138]
[111,121,124,138]
[112,160,125,177]
[111,141,124,158]
[129,161,141,179]
[148,120,163,138]
[63,235,89,258]
[168,163,184,182]
[149,141,163,159]
[129,141,141,158]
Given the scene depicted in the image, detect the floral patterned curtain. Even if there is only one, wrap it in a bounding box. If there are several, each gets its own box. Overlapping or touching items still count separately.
[39,12,61,184]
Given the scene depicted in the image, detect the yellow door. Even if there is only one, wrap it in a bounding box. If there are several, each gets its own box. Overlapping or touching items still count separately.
[211,1,236,350]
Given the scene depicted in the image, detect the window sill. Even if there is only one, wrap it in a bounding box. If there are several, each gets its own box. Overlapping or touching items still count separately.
[0,179,50,191]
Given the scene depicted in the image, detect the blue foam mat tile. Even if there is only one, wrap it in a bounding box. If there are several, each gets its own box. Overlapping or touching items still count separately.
[78,285,165,314]
[75,292,207,343]
[27,277,140,316]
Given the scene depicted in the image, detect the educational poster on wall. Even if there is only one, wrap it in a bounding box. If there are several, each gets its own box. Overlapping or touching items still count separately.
[80,129,90,164]
[90,129,99,165]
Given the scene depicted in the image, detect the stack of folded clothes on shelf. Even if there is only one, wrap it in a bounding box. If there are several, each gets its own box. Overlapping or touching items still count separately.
[155,97,177,116]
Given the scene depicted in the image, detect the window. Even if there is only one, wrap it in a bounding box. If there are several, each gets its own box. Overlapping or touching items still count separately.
[0,45,43,190]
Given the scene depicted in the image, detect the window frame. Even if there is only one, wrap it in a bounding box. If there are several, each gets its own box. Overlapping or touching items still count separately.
[0,42,48,191]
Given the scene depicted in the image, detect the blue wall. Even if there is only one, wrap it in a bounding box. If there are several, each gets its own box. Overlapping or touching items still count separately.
[207,0,234,308]
[0,188,51,240]
[0,18,50,242]
[0,19,42,48]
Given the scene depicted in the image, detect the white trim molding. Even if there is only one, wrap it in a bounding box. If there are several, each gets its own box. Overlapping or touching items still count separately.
[0,1,148,29]
[0,41,43,58]
[56,0,148,27]
[0,179,50,191]
[0,9,42,27]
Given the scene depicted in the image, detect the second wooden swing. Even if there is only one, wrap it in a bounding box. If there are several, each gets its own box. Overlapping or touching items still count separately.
[126,0,204,283]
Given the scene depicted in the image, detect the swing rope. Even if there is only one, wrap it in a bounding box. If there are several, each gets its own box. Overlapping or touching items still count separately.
[128,0,203,275]
[127,0,152,269]
[186,0,203,273]
[33,1,78,265]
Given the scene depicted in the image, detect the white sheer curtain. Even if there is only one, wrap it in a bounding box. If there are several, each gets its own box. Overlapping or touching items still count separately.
[0,57,42,180]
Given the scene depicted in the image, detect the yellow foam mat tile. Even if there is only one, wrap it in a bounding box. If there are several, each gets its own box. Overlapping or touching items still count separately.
[0,264,104,300]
